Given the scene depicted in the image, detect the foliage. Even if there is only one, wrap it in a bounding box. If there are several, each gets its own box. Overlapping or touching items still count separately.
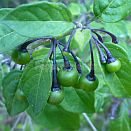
[0,0,131,130]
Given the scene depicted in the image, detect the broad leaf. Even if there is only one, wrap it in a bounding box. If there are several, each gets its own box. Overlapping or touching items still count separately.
[93,48,112,111]
[19,59,52,114]
[60,88,95,113]
[76,90,95,112]
[1,1,74,38]
[2,21,74,38]
[105,44,131,97]
[28,104,80,130]
[93,0,131,22]
[0,31,28,53]
[2,70,29,116]
[0,23,28,53]
[32,47,50,60]
[0,23,12,37]
[0,8,13,20]
[94,43,131,97]
[95,84,111,112]
[3,2,72,22]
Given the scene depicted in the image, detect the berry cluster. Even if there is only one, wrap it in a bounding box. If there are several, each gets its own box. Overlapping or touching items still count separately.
[11,25,121,105]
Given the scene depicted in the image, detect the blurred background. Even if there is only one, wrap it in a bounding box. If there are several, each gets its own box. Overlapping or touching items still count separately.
[0,0,85,8]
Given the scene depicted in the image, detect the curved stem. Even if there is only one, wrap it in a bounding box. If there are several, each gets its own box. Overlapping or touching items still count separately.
[88,39,95,78]
[92,30,103,43]
[92,36,113,59]
[92,34,106,63]
[94,41,106,64]
[57,41,71,69]
[52,39,59,89]
[70,50,82,74]
[20,37,52,51]
[48,43,54,60]
[64,29,76,51]
[92,29,118,44]
[58,41,82,73]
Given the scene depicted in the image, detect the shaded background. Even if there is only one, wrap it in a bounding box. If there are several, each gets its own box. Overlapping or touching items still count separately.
[0,0,82,8]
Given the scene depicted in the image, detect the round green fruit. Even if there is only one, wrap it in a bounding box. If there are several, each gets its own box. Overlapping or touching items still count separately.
[57,68,79,87]
[11,49,30,65]
[79,76,99,92]
[48,89,64,105]
[106,59,121,73]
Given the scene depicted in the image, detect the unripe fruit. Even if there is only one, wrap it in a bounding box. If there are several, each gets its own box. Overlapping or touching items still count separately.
[57,68,79,87]
[48,88,64,105]
[79,75,99,91]
[106,59,121,73]
[11,49,30,65]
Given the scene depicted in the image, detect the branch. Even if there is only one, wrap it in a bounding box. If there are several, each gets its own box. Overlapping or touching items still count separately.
[11,114,22,131]
[82,113,98,131]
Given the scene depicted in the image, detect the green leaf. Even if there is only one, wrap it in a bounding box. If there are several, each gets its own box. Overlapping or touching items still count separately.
[94,43,131,97]
[105,44,131,97]
[2,21,74,38]
[0,23,28,53]
[126,21,131,39]
[104,21,128,37]
[76,90,95,112]
[60,87,95,113]
[3,2,72,22]
[95,84,111,112]
[28,104,80,130]
[0,8,13,20]
[109,100,131,131]
[93,0,131,22]
[19,59,52,114]
[1,1,74,38]
[0,23,12,37]
[32,47,50,60]
[0,31,28,53]
[93,48,112,111]
[68,3,81,16]
[2,70,29,116]
[71,29,91,52]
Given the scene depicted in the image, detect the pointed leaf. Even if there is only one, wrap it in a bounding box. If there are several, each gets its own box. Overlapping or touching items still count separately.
[19,59,52,114]
[93,0,131,22]
[105,44,131,97]
[3,1,72,22]
[0,31,28,53]
[2,70,29,116]
[1,1,74,38]
[60,88,95,113]
[28,105,80,130]
[2,21,74,38]
[0,8,13,20]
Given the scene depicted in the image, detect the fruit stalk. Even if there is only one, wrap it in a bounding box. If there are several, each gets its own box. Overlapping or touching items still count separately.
[52,39,59,90]
[92,29,118,44]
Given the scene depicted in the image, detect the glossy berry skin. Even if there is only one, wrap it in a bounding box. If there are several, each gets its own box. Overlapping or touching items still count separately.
[106,59,121,73]
[79,76,99,92]
[11,49,30,65]
[57,68,79,87]
[48,89,64,105]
